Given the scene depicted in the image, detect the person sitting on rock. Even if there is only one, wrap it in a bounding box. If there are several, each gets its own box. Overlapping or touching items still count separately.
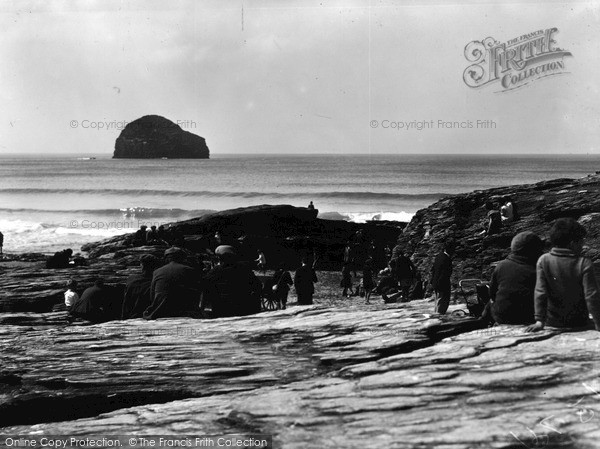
[308,201,315,210]
[488,231,544,325]
[146,225,159,244]
[294,257,318,305]
[46,248,73,269]
[122,254,161,319]
[526,218,600,332]
[157,225,168,242]
[64,279,79,308]
[143,247,201,320]
[69,278,111,323]
[500,196,516,223]
[133,225,148,246]
[201,245,262,318]
[479,201,502,236]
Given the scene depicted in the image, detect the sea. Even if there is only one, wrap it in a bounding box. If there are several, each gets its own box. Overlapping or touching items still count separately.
[1,153,599,254]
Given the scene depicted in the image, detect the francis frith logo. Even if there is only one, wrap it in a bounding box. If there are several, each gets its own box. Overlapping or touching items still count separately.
[463,28,572,92]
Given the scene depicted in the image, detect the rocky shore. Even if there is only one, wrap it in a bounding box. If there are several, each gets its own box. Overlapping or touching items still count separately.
[1,174,600,447]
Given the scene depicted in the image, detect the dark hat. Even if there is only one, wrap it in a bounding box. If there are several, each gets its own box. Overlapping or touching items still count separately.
[511,231,543,259]
[164,247,184,256]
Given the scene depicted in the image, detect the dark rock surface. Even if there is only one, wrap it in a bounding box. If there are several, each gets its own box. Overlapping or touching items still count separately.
[83,205,405,270]
[397,174,600,286]
[113,115,209,159]
[1,301,599,448]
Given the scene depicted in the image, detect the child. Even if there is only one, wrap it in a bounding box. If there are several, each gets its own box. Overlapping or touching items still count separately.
[340,263,353,298]
[64,279,79,308]
[526,218,600,332]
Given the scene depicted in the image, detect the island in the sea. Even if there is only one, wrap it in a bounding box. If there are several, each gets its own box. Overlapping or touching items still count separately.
[113,115,210,159]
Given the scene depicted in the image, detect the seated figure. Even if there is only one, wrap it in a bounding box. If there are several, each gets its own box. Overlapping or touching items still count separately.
[527,218,600,332]
[489,231,543,324]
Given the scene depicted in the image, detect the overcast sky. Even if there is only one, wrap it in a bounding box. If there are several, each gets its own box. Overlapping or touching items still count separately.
[1,0,598,155]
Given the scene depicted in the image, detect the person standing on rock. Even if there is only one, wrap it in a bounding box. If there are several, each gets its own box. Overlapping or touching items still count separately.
[0,231,3,255]
[430,241,455,314]
[395,250,416,301]
[526,218,600,332]
[201,245,262,317]
[143,247,200,320]
[122,254,161,319]
[294,257,318,305]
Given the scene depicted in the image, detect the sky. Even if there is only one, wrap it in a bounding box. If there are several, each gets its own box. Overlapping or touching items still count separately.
[0,0,599,155]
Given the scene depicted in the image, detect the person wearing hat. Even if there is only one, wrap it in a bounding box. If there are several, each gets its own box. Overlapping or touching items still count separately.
[489,231,544,325]
[122,254,161,319]
[143,247,200,320]
[201,245,262,318]
[294,257,318,305]
[69,278,111,323]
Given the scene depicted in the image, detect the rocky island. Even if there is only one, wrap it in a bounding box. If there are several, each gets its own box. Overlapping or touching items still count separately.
[113,115,210,159]
[1,175,600,447]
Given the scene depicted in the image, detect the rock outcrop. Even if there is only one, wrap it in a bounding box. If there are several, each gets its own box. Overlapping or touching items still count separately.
[113,115,209,159]
[1,300,599,448]
[398,174,600,286]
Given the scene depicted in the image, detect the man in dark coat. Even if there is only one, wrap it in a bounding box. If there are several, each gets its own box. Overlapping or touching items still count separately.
[69,279,111,323]
[122,254,161,319]
[294,258,318,305]
[201,245,262,318]
[489,231,544,324]
[143,247,200,320]
[430,241,455,314]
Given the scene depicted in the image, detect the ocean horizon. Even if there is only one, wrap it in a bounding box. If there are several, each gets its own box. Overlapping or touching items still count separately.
[1,153,599,254]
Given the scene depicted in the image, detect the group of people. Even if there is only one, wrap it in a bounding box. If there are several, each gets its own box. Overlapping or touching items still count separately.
[340,239,425,305]
[64,245,320,323]
[486,218,600,332]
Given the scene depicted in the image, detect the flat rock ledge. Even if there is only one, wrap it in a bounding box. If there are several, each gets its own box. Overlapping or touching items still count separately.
[1,301,599,448]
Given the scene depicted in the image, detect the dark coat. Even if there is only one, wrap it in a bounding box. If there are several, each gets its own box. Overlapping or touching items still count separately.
[70,285,111,322]
[203,262,262,318]
[294,265,317,295]
[490,255,536,324]
[122,273,153,319]
[431,252,452,291]
[143,262,200,320]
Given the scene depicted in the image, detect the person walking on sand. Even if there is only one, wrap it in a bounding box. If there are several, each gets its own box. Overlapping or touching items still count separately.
[340,262,354,298]
[526,218,600,332]
[430,241,455,314]
[294,258,318,305]
[271,263,294,309]
[363,259,375,304]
